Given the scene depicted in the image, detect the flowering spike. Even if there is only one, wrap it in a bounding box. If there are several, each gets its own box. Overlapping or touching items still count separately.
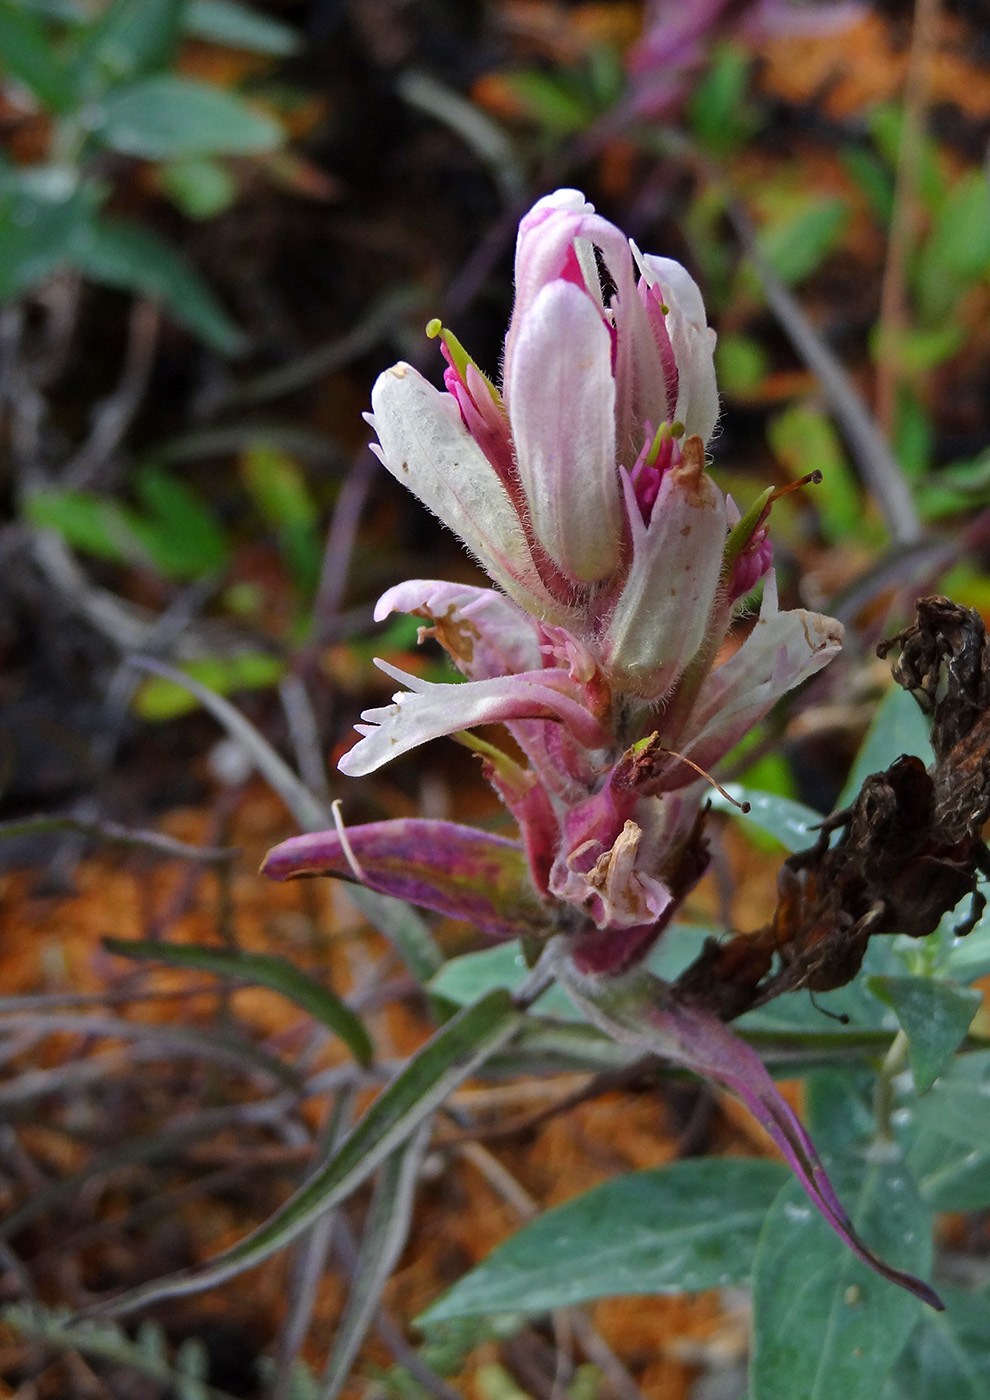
[262,191,880,1297]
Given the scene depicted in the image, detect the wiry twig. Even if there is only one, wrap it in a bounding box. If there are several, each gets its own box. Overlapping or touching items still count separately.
[220,287,424,409]
[306,444,379,652]
[332,1215,466,1400]
[725,198,923,545]
[0,813,237,864]
[62,300,160,489]
[270,1090,355,1400]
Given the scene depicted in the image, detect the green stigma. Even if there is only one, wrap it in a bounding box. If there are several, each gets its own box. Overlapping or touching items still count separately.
[426,318,502,407]
[642,419,686,470]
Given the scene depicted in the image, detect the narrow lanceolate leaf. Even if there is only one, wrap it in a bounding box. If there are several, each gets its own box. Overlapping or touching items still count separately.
[320,1123,432,1400]
[420,1159,788,1323]
[750,1158,933,1400]
[868,975,981,1094]
[70,218,246,355]
[263,820,547,940]
[85,991,521,1317]
[97,76,282,159]
[552,947,942,1311]
[103,938,374,1066]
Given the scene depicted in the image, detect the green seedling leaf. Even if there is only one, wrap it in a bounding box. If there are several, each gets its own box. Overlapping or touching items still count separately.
[0,0,76,110]
[420,1159,788,1323]
[133,653,286,719]
[687,40,759,156]
[157,156,237,219]
[69,215,245,353]
[104,937,374,1066]
[715,333,769,397]
[915,170,990,321]
[838,684,934,809]
[241,442,321,596]
[87,990,521,1316]
[97,74,282,158]
[869,104,946,212]
[503,68,593,134]
[25,487,140,563]
[840,147,894,226]
[321,1126,431,1399]
[755,196,847,287]
[895,386,933,484]
[130,463,229,577]
[768,402,865,543]
[750,1156,932,1400]
[868,976,980,1093]
[185,0,300,55]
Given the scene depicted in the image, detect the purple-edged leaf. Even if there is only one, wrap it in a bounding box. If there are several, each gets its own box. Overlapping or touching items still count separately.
[553,951,943,1311]
[263,819,548,940]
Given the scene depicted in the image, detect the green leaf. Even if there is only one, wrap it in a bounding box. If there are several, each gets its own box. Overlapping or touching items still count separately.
[868,976,980,1093]
[430,927,718,1017]
[72,0,187,90]
[708,785,823,854]
[157,155,237,219]
[915,171,990,320]
[96,74,282,158]
[241,442,320,595]
[0,0,76,110]
[907,1072,990,1212]
[185,0,300,56]
[132,653,286,719]
[687,41,759,157]
[893,1285,990,1400]
[715,333,769,397]
[25,487,138,562]
[869,104,946,213]
[840,147,894,226]
[89,990,522,1316]
[910,1051,990,1152]
[420,1159,789,1323]
[130,463,230,577]
[767,402,866,544]
[837,684,934,809]
[756,197,847,286]
[104,937,375,1066]
[430,942,580,1020]
[69,215,245,353]
[0,166,97,299]
[940,893,990,982]
[503,68,593,135]
[750,1156,932,1400]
